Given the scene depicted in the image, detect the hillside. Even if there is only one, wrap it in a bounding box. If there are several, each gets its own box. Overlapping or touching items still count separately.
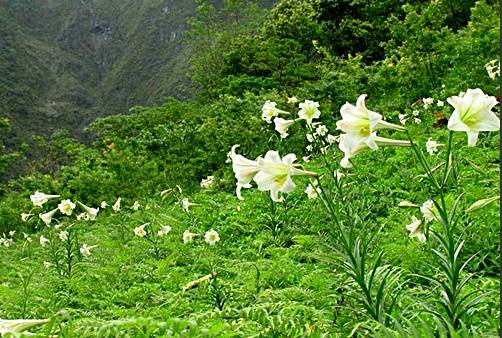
[0,0,195,143]
[0,0,499,336]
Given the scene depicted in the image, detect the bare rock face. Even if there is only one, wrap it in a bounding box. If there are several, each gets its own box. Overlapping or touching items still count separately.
[0,0,197,142]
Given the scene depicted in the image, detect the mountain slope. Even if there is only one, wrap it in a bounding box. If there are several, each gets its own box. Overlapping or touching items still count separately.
[0,0,196,142]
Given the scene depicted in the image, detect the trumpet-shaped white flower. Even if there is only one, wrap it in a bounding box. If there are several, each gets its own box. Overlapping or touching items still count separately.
[134,223,149,237]
[39,235,49,247]
[398,201,419,208]
[30,191,60,207]
[112,197,121,212]
[423,97,434,109]
[304,183,320,199]
[336,94,405,151]
[200,175,215,188]
[59,231,69,241]
[274,117,295,138]
[315,124,328,137]
[76,212,88,221]
[287,96,298,104]
[77,201,99,220]
[181,198,198,212]
[100,201,109,209]
[23,233,32,243]
[414,117,421,124]
[398,113,407,125]
[157,225,172,236]
[131,201,141,210]
[437,100,444,107]
[80,244,97,257]
[306,133,314,143]
[0,319,50,336]
[447,88,500,146]
[253,151,317,202]
[204,229,220,245]
[39,208,58,226]
[466,195,500,213]
[338,134,411,169]
[21,213,32,222]
[230,145,262,200]
[425,138,443,155]
[183,230,196,244]
[58,199,75,216]
[406,216,426,242]
[298,100,321,125]
[326,134,339,144]
[306,144,313,152]
[262,100,290,123]
[485,59,500,80]
[420,200,439,223]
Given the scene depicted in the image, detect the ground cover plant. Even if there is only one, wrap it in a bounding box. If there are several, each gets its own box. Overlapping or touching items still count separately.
[0,0,500,337]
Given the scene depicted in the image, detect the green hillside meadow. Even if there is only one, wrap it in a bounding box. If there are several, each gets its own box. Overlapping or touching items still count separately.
[0,0,500,337]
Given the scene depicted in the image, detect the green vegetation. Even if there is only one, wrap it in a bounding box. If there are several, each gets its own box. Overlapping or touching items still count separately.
[0,0,499,336]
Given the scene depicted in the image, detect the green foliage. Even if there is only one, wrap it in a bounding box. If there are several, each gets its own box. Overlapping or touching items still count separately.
[0,0,499,336]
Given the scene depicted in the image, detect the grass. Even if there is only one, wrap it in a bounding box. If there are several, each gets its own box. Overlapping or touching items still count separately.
[0,122,499,336]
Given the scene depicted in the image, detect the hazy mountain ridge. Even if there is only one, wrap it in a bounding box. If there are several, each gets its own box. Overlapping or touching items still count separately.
[0,0,196,142]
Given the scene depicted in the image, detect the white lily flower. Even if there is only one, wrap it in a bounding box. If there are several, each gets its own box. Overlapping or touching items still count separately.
[287,96,298,104]
[59,231,69,241]
[77,201,99,220]
[76,212,88,221]
[398,114,407,125]
[414,117,421,124]
[306,144,313,152]
[398,201,419,208]
[39,208,59,226]
[100,201,109,209]
[306,133,314,143]
[204,229,220,245]
[326,134,339,144]
[423,97,434,109]
[315,124,328,137]
[112,197,121,212]
[262,100,290,123]
[183,230,196,244]
[30,191,60,207]
[253,150,317,202]
[273,117,296,138]
[466,195,500,213]
[412,110,420,117]
[230,145,261,200]
[21,213,32,222]
[131,201,141,210]
[134,223,149,237]
[298,100,321,125]
[447,88,500,146]
[80,244,97,257]
[39,235,49,247]
[200,175,215,188]
[181,198,198,212]
[425,138,443,155]
[420,200,439,223]
[437,100,444,107]
[157,225,172,236]
[406,216,426,242]
[304,183,320,199]
[336,94,405,151]
[8,231,15,237]
[338,134,411,168]
[0,319,50,336]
